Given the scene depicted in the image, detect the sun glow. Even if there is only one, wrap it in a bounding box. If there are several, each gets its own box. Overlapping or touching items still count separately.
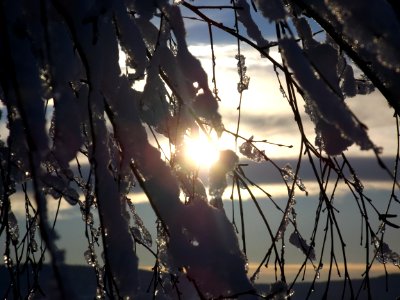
[184,131,220,168]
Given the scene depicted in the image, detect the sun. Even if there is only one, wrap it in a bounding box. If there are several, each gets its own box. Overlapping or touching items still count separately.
[184,131,220,168]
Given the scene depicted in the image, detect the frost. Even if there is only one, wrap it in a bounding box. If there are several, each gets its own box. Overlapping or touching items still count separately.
[281,164,307,194]
[136,2,222,132]
[280,38,374,155]
[314,117,353,156]
[239,136,265,162]
[28,215,39,252]
[82,211,94,226]
[295,18,342,95]
[139,54,169,127]
[84,248,97,267]
[284,18,377,154]
[269,281,295,299]
[325,0,400,72]
[8,210,19,244]
[127,199,152,247]
[276,194,296,240]
[236,54,250,93]
[30,239,38,253]
[373,237,400,266]
[289,231,316,261]
[41,174,79,205]
[156,220,170,272]
[83,243,106,298]
[355,77,375,95]
[316,0,400,113]
[114,0,148,78]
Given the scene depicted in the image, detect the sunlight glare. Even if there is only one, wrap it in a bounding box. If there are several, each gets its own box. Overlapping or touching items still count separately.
[184,131,220,168]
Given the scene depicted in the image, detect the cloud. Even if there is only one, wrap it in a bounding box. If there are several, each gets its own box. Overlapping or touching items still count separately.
[222,111,299,135]
[246,262,400,283]
[7,154,395,218]
[135,261,400,285]
[233,156,396,183]
[188,41,397,159]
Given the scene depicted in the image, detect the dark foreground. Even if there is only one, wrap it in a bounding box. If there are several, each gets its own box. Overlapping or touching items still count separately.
[1,265,399,299]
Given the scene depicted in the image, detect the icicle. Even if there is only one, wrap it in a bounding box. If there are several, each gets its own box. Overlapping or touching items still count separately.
[28,215,39,252]
[82,212,94,226]
[84,248,97,267]
[3,254,13,267]
[236,54,250,93]
[8,210,19,244]
[276,194,296,240]
[239,136,265,162]
[156,219,170,273]
[373,237,400,266]
[315,264,323,279]
[281,164,308,195]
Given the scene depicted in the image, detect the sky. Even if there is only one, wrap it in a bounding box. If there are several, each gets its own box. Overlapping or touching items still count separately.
[1,0,400,288]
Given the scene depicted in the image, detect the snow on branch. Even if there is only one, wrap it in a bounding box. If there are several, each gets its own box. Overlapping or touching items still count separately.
[280,37,374,155]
